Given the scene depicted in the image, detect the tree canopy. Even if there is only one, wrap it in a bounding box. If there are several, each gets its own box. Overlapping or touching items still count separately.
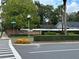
[2,0,40,29]
[35,1,59,25]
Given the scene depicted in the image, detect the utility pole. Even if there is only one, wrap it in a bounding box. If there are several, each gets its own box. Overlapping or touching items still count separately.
[63,0,67,35]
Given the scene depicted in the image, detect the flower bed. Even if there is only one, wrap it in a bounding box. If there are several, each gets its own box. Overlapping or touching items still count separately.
[14,38,31,44]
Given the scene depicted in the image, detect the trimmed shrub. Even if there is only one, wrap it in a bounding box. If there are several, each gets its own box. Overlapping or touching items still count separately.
[34,35,79,41]
[15,38,31,44]
[68,32,78,36]
[44,32,57,35]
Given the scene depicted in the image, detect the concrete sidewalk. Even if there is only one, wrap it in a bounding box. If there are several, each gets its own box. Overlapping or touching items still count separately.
[0,32,10,39]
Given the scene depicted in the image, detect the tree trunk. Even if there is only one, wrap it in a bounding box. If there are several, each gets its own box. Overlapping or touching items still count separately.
[63,0,67,35]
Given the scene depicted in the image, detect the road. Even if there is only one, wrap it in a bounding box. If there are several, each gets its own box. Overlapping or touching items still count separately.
[0,40,16,59]
[14,43,79,59]
[0,32,21,59]
[0,39,22,59]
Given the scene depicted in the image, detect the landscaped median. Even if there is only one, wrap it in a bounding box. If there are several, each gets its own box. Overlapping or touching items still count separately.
[34,35,79,41]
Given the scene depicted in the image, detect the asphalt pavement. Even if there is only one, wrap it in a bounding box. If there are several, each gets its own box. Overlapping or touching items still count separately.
[0,40,16,59]
[0,32,22,59]
[14,43,79,59]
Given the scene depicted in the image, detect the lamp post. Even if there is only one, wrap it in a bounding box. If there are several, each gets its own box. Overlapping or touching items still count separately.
[27,14,31,38]
[63,0,67,35]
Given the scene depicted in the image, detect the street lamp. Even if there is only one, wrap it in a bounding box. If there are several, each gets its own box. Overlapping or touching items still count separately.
[27,14,31,38]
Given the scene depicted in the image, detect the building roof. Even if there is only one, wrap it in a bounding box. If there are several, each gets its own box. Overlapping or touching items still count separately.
[56,22,79,29]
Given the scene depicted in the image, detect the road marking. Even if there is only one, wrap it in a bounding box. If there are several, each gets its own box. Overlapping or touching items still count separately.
[0,48,10,50]
[0,52,12,54]
[29,49,79,54]
[0,54,14,57]
[0,57,15,59]
[0,50,11,51]
[9,40,22,59]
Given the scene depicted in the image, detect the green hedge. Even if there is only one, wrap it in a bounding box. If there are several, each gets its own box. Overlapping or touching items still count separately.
[44,32,58,35]
[34,35,79,41]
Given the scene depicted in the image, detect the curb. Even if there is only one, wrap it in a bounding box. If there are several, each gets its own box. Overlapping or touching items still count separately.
[13,43,40,46]
[13,42,79,46]
[34,42,79,45]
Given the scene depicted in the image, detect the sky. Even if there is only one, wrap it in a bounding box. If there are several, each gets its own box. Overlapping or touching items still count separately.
[34,0,79,14]
[0,0,1,6]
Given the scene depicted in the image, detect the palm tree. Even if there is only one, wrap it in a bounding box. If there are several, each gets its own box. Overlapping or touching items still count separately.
[63,0,67,35]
